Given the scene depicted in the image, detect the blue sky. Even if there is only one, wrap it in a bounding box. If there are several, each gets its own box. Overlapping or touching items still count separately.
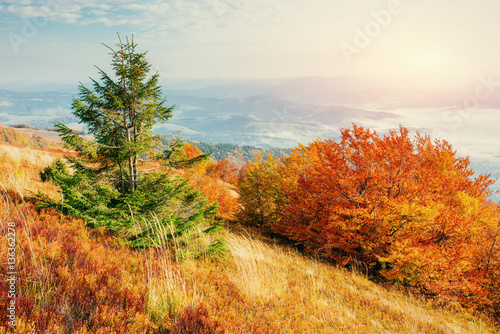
[1,0,500,90]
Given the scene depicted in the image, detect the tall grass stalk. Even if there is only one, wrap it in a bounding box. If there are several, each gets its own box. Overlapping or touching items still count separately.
[226,233,288,303]
[0,178,60,315]
[143,214,199,320]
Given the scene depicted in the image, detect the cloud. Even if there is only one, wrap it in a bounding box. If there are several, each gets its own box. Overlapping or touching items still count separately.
[80,16,128,27]
[56,11,81,24]
[1,3,83,23]
[122,3,170,14]
[0,0,249,36]
[96,4,113,11]
[90,9,107,16]
[5,5,45,18]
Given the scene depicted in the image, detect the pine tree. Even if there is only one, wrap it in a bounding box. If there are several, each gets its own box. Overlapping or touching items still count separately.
[55,34,173,194]
[42,35,225,257]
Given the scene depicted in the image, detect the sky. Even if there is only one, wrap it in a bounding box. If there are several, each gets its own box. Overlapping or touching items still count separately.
[1,0,500,90]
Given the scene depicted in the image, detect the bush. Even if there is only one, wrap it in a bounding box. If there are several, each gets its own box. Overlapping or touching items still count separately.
[38,166,226,260]
[39,158,69,182]
[172,304,225,334]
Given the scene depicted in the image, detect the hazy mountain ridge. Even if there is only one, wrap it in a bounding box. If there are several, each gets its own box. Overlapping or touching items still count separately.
[0,89,73,116]
[0,79,400,148]
[2,75,499,152]
[162,94,399,147]
[164,77,500,109]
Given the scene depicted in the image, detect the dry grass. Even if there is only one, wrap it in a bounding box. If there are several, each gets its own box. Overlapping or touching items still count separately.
[146,249,198,319]
[226,234,288,303]
[144,216,201,320]
[6,127,65,143]
[217,233,498,333]
[0,144,63,199]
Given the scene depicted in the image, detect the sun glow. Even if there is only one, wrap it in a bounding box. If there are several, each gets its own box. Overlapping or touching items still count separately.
[411,49,448,71]
[369,46,468,90]
[400,47,468,89]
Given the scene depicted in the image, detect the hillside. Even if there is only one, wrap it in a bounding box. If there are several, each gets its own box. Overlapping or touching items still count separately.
[0,142,498,332]
[0,125,62,150]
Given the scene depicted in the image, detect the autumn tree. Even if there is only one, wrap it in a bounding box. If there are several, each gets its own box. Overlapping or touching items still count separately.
[237,153,282,229]
[277,125,493,260]
[207,158,238,184]
[238,124,500,314]
[179,142,239,221]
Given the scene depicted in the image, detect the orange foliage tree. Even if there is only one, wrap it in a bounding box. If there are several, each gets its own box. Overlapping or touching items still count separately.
[207,159,239,185]
[238,124,500,313]
[237,153,282,229]
[180,143,239,221]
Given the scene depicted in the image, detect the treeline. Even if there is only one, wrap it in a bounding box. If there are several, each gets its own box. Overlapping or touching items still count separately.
[186,141,290,168]
[156,138,290,168]
[237,124,500,320]
[9,123,41,130]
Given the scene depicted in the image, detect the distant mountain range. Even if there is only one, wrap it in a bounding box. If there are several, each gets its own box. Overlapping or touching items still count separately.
[1,76,499,148]
[0,77,410,148]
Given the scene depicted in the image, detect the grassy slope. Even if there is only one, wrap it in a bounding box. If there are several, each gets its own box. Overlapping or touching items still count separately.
[0,141,498,333]
[0,125,64,150]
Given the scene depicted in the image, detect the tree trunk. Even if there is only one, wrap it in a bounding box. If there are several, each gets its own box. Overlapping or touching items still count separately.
[124,112,135,194]
[133,121,138,187]
[119,162,125,195]
[486,232,498,275]
[127,132,135,193]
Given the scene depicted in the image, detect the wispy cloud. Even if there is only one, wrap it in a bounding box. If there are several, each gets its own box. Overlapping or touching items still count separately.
[0,0,248,35]
[2,2,84,23]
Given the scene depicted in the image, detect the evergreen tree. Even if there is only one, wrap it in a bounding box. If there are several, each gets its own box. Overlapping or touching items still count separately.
[55,34,173,194]
[41,35,226,258]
